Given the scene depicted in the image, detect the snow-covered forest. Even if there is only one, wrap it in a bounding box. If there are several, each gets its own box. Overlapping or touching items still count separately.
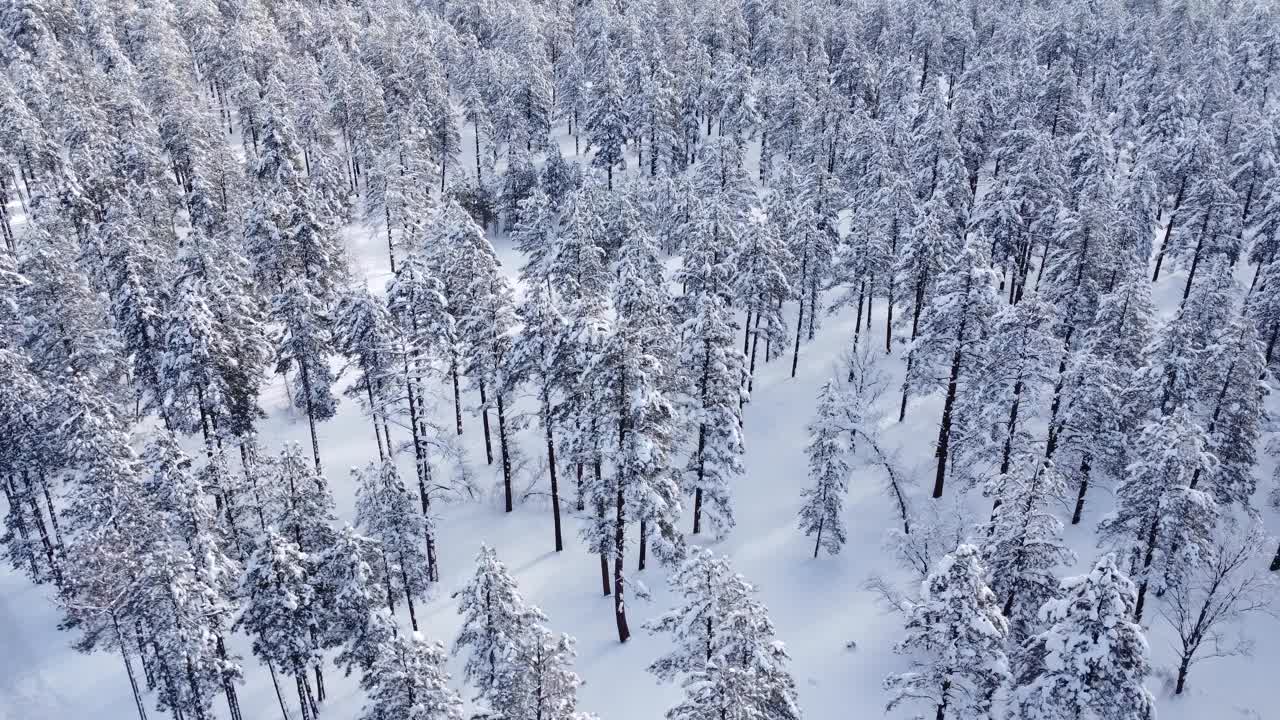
[1,0,1279,718]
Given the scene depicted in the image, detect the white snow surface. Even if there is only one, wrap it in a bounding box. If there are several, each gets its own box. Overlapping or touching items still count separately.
[1,124,1277,720]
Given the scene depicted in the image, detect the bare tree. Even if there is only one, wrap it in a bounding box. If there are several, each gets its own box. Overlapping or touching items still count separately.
[1160,523,1277,695]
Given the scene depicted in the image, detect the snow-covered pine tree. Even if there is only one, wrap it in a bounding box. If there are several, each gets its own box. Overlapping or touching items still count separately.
[509,281,571,551]
[734,214,790,391]
[1193,314,1267,512]
[385,247,455,576]
[505,626,589,720]
[906,237,1000,498]
[358,628,464,720]
[457,245,520,513]
[799,379,852,558]
[318,524,393,677]
[585,42,628,190]
[452,545,548,703]
[334,287,400,462]
[652,550,801,720]
[884,544,1009,720]
[272,275,339,476]
[353,460,432,630]
[960,295,1060,495]
[1054,267,1154,524]
[1009,554,1155,720]
[1101,406,1218,621]
[982,460,1075,641]
[585,225,686,639]
[237,528,323,720]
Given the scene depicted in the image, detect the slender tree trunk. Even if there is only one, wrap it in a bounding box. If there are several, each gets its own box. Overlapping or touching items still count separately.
[400,559,419,631]
[792,249,809,377]
[638,518,647,571]
[1133,511,1161,621]
[479,380,494,465]
[497,391,513,512]
[812,516,824,558]
[451,356,464,435]
[113,613,149,720]
[596,462,610,596]
[546,402,563,551]
[613,479,630,642]
[367,379,386,462]
[932,343,964,499]
[1152,183,1186,282]
[298,366,323,476]
[1071,453,1091,525]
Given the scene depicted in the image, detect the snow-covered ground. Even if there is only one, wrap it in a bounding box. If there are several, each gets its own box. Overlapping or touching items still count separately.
[2,124,1277,720]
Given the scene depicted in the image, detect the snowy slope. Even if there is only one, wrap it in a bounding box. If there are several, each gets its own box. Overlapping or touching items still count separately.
[2,125,1277,720]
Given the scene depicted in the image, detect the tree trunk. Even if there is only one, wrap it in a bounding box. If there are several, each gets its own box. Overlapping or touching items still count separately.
[400,559,419,631]
[638,518,647,571]
[479,380,494,466]
[613,479,630,643]
[298,365,323,476]
[812,516,824,558]
[546,404,563,551]
[792,248,809,378]
[113,613,149,720]
[1071,453,1091,525]
[451,357,464,435]
[1133,511,1161,621]
[1175,654,1191,695]
[932,344,964,499]
[497,391,513,512]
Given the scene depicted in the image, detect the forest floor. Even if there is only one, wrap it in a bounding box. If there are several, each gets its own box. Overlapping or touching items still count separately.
[1,123,1276,720]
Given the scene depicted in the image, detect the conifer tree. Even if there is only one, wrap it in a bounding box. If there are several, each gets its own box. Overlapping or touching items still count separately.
[884,544,1009,720]
[799,380,852,558]
[452,545,548,702]
[983,461,1075,641]
[359,628,464,720]
[1101,407,1218,621]
[509,282,571,551]
[907,239,1000,497]
[354,460,432,631]
[1010,555,1156,720]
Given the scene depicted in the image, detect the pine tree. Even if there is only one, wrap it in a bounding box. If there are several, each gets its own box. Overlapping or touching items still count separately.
[798,380,852,558]
[509,282,571,551]
[1101,407,1218,621]
[961,295,1061,493]
[334,287,400,463]
[1055,268,1154,524]
[884,544,1009,720]
[237,528,323,720]
[585,44,629,190]
[452,545,548,702]
[458,247,520,512]
[982,461,1075,641]
[648,550,801,720]
[359,629,464,720]
[907,238,1000,497]
[1010,555,1156,720]
[734,215,790,391]
[272,275,339,475]
[354,460,432,631]
[319,524,393,677]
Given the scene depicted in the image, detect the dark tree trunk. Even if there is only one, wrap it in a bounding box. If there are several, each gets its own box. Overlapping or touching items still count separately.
[1071,453,1092,525]
[613,480,630,643]
[497,391,513,512]
[932,344,964,499]
[792,248,809,378]
[638,518,647,570]
[479,380,494,465]
[113,613,149,720]
[452,358,464,435]
[546,408,563,551]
